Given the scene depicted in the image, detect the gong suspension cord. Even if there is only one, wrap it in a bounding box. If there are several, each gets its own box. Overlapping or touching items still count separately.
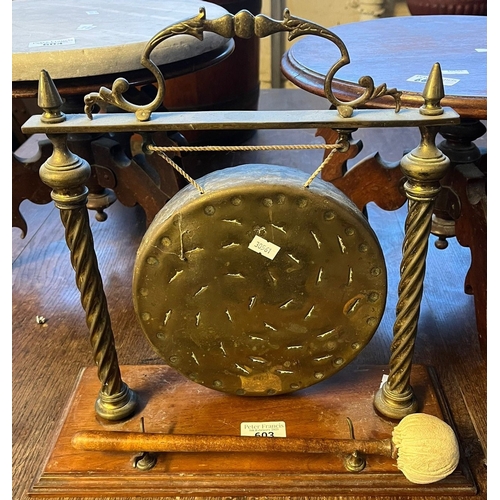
[147,143,342,194]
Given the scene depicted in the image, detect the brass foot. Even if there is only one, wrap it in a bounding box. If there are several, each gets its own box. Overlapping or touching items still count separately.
[373,382,418,420]
[134,452,158,471]
[344,450,366,472]
[95,382,138,421]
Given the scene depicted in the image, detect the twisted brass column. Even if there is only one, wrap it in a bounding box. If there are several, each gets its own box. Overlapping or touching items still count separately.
[374,64,451,419]
[37,70,137,421]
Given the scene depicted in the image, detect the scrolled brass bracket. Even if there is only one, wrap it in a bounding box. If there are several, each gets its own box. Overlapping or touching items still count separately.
[84,7,208,121]
[84,7,401,121]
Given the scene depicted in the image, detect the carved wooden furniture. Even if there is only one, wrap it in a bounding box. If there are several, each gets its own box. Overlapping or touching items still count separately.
[282,14,487,354]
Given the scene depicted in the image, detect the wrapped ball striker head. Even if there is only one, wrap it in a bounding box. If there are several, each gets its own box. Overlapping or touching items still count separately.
[393,413,460,484]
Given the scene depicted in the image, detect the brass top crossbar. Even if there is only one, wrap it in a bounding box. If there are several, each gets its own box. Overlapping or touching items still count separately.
[22,108,460,135]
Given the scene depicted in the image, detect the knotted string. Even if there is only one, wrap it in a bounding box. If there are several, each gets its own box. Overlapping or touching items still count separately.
[147,143,342,193]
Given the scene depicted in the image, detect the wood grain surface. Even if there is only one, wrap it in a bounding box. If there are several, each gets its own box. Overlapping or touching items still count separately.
[30,364,476,497]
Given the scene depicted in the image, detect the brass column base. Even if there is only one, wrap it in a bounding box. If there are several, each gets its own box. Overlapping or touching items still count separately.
[95,382,138,421]
[373,382,419,420]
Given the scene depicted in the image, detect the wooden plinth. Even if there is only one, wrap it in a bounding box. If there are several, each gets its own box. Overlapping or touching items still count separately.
[29,364,477,497]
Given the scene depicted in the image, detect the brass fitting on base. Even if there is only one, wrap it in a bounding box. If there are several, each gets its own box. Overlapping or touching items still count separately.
[95,382,138,421]
[344,450,366,472]
[374,382,419,420]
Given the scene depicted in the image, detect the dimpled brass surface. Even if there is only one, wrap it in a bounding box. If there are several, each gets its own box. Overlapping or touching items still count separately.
[133,164,387,396]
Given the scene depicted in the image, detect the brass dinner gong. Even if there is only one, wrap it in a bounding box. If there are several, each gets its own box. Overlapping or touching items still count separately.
[133,164,387,396]
[20,6,472,496]
[21,2,461,424]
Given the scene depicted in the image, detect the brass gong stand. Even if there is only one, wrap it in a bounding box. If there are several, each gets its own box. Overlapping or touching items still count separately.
[22,7,474,498]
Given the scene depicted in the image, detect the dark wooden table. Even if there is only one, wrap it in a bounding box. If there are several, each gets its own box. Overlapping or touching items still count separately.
[281,15,487,353]
[12,0,234,237]
[282,15,486,119]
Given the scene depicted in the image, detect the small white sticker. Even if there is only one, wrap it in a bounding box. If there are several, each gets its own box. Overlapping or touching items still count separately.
[441,77,461,86]
[407,75,460,86]
[86,10,100,15]
[77,24,97,31]
[240,421,287,437]
[475,48,487,53]
[380,373,389,388]
[442,70,469,75]
[29,37,76,48]
[407,74,429,84]
[248,235,280,260]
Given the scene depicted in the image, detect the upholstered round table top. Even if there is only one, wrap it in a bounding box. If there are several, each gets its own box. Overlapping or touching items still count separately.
[12,0,230,82]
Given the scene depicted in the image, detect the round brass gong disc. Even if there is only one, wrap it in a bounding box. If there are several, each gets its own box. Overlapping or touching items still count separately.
[133,164,386,396]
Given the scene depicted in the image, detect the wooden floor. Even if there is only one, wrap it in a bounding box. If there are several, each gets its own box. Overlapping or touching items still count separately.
[12,89,487,499]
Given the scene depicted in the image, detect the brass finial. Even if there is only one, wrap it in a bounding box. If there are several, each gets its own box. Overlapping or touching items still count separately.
[38,70,65,124]
[419,63,445,116]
